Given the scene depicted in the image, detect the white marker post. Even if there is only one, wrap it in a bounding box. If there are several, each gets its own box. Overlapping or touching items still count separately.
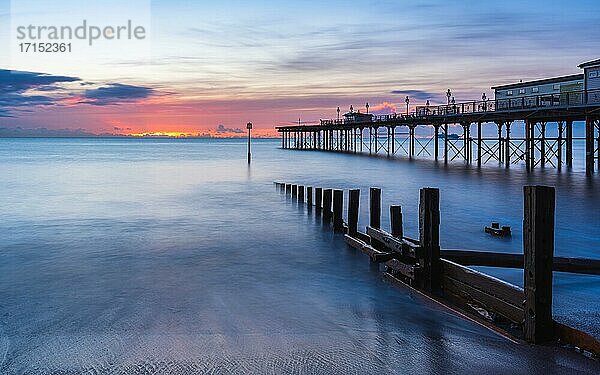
[247,122,253,163]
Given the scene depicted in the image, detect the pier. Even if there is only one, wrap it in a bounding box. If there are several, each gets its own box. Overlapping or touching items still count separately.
[274,181,600,357]
[277,60,600,175]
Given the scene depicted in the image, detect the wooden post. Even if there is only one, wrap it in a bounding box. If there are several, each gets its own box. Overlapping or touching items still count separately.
[285,183,291,195]
[369,187,381,229]
[348,189,360,236]
[523,185,555,344]
[315,188,323,211]
[333,189,344,231]
[307,186,313,206]
[322,189,333,223]
[419,188,441,294]
[390,205,403,238]
[292,184,297,197]
[298,185,304,203]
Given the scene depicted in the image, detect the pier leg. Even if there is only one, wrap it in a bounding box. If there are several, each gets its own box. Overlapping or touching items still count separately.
[587,117,595,175]
[557,122,563,169]
[419,188,441,294]
[387,127,391,156]
[566,120,573,167]
[348,189,360,237]
[322,189,333,223]
[333,189,344,231]
[523,185,555,344]
[391,126,395,155]
[369,187,381,229]
[390,205,403,238]
[497,122,503,164]
[462,123,468,162]
[477,122,482,166]
[360,128,364,153]
[374,127,379,154]
[444,124,449,163]
[434,125,440,160]
[369,127,373,155]
[505,122,511,168]
[540,122,547,167]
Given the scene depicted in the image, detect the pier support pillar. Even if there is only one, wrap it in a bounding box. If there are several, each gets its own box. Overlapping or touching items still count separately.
[540,122,547,167]
[566,120,573,167]
[444,124,449,163]
[496,122,503,164]
[586,117,596,175]
[391,126,395,155]
[477,122,482,167]
[434,125,440,160]
[557,122,563,169]
[505,122,511,168]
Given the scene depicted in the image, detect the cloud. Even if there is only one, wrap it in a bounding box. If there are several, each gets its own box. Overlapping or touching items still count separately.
[80,83,156,106]
[0,127,96,137]
[216,124,244,134]
[391,89,442,102]
[0,69,81,111]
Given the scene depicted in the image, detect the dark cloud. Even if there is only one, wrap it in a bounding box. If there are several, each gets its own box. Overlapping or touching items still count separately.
[0,69,80,112]
[80,83,156,105]
[216,124,244,134]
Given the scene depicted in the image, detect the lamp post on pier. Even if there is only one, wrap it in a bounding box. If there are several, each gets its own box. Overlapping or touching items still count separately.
[405,96,410,116]
[366,102,369,114]
[446,89,452,105]
[247,122,252,164]
[337,107,340,121]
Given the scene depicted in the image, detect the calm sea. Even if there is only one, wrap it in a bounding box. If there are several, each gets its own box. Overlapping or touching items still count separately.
[0,138,598,374]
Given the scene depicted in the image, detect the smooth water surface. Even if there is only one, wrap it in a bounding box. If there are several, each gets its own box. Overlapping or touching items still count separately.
[0,138,598,374]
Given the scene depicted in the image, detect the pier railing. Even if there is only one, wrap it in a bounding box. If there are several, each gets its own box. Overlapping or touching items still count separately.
[274,181,600,357]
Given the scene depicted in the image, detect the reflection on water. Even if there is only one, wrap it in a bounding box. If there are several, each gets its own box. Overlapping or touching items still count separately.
[0,138,598,374]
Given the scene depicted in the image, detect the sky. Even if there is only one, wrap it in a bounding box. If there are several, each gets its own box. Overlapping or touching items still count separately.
[1,0,599,137]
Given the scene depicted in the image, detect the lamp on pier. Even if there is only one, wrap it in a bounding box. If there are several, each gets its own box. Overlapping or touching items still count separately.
[405,96,410,115]
[350,105,354,113]
[426,100,430,114]
[446,89,452,105]
[337,106,340,121]
[366,102,369,114]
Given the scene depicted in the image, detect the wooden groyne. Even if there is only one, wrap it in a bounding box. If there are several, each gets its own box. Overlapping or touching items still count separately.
[274,181,600,357]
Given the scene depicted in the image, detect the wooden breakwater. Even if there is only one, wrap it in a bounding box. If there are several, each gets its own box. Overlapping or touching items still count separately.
[274,181,600,357]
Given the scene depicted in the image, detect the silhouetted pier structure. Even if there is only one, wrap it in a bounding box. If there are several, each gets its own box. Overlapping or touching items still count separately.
[277,59,600,175]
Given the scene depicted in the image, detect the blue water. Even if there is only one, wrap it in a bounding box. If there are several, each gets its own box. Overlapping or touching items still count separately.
[0,138,598,374]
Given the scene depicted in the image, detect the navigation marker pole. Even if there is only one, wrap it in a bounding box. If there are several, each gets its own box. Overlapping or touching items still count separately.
[247,122,253,163]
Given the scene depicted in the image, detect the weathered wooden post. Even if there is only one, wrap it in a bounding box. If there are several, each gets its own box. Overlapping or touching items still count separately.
[419,188,441,294]
[307,186,313,207]
[298,185,305,203]
[315,188,323,211]
[523,185,555,344]
[292,184,297,197]
[390,205,403,238]
[323,189,333,223]
[333,189,344,231]
[285,183,291,195]
[348,189,360,237]
[369,187,381,229]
